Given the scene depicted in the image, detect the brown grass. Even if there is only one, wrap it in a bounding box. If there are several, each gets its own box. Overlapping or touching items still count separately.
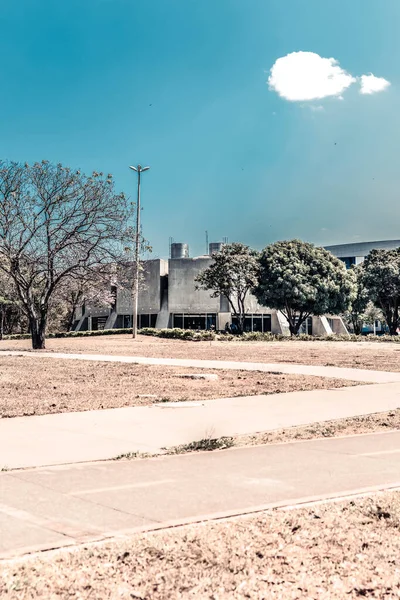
[1,491,400,598]
[235,408,400,447]
[2,334,400,371]
[0,356,355,418]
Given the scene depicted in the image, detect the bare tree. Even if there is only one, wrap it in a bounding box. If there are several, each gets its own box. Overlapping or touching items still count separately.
[0,160,130,349]
[52,268,116,332]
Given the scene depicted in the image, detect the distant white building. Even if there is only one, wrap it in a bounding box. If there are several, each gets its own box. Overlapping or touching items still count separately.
[325,239,400,334]
[324,239,400,268]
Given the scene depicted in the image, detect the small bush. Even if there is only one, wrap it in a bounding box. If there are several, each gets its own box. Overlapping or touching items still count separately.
[139,327,216,341]
[2,328,134,341]
[2,327,399,344]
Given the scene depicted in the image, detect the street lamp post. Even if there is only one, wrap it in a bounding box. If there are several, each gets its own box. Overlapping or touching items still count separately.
[129,164,150,339]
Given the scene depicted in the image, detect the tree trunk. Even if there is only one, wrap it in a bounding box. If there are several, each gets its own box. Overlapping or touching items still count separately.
[288,314,307,336]
[352,317,362,335]
[30,316,46,349]
[67,308,75,332]
[237,315,244,335]
[0,306,3,340]
[383,310,398,336]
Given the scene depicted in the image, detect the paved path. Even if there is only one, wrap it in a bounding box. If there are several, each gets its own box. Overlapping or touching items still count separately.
[1,382,400,469]
[2,350,400,383]
[1,431,400,559]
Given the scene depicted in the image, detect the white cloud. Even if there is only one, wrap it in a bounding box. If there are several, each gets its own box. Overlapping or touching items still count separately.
[360,73,390,95]
[268,51,356,101]
[309,105,324,112]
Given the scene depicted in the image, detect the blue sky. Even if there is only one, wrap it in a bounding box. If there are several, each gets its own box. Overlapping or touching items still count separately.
[0,0,399,258]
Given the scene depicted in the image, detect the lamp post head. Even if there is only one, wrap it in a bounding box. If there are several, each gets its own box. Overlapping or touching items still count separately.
[129,165,150,172]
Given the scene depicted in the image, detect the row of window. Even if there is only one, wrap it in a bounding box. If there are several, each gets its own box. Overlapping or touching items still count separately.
[172,313,273,332]
[172,314,216,330]
[91,314,158,331]
[90,312,309,334]
[231,314,272,333]
[118,314,158,329]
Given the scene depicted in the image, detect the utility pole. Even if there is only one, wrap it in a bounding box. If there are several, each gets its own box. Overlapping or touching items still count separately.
[129,164,150,338]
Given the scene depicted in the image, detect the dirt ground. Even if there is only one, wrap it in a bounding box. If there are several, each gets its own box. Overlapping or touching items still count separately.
[1,491,399,599]
[2,335,400,372]
[0,356,354,418]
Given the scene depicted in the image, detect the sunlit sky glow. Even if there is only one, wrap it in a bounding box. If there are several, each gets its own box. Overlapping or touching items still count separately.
[0,0,398,257]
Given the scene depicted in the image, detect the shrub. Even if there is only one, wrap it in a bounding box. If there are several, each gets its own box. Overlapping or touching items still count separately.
[2,328,134,340]
[139,327,216,341]
[3,327,399,344]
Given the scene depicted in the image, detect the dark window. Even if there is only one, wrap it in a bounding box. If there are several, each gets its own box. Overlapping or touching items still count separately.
[263,315,272,332]
[243,316,251,332]
[340,257,356,269]
[123,315,132,328]
[172,314,216,330]
[93,316,107,331]
[137,314,157,329]
[231,314,272,333]
[140,314,150,328]
[206,314,216,329]
[173,314,183,328]
[184,315,206,330]
[252,316,263,332]
[298,316,313,335]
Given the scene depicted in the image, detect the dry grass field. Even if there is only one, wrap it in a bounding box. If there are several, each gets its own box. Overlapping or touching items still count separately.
[1,491,399,599]
[0,356,354,418]
[235,408,400,446]
[2,334,399,371]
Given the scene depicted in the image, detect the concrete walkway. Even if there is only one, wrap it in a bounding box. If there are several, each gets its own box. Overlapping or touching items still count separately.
[1,430,400,559]
[1,382,400,469]
[2,350,400,383]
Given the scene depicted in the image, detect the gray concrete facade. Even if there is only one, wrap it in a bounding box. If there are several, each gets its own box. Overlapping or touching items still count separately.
[75,243,352,335]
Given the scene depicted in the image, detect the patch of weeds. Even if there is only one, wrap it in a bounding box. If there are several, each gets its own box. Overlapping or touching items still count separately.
[165,436,235,455]
[367,504,400,528]
[113,451,154,461]
[1,466,9,472]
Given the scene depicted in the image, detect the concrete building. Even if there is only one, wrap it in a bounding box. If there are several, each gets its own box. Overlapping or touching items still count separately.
[74,241,347,336]
[325,239,400,268]
[325,239,400,335]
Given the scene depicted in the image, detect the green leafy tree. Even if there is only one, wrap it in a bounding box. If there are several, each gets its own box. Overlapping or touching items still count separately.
[0,160,130,349]
[254,240,353,336]
[363,302,385,335]
[362,248,400,335]
[195,243,259,334]
[344,265,370,334]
